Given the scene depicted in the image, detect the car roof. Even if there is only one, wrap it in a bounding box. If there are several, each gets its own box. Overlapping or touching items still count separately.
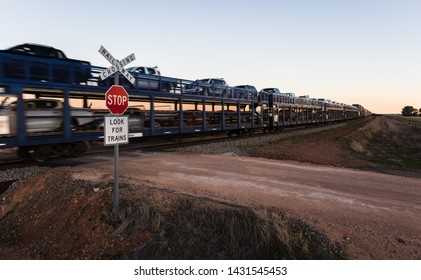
[127,66,160,70]
[199,78,224,81]
[8,43,57,50]
[235,85,255,88]
[261,88,279,91]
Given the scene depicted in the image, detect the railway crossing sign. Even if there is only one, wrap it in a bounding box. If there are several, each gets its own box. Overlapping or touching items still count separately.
[98,45,136,85]
[98,45,137,223]
[105,85,129,115]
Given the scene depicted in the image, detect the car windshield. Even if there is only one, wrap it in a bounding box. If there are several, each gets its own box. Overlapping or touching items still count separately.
[148,68,160,75]
[2,101,17,108]
[7,45,36,55]
[126,67,142,74]
[7,45,58,58]
[263,88,275,93]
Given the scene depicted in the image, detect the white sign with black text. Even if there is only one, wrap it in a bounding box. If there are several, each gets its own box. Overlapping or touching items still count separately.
[104,115,129,146]
[98,45,136,84]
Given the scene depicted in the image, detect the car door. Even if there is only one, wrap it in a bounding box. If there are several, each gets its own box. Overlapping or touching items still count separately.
[145,68,159,90]
[25,100,62,132]
[133,67,147,89]
[212,79,225,96]
[133,67,151,89]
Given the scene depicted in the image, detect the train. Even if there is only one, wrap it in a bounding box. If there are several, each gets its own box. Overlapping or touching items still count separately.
[0,43,370,162]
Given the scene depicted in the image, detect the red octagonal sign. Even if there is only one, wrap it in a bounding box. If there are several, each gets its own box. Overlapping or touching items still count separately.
[105,85,129,115]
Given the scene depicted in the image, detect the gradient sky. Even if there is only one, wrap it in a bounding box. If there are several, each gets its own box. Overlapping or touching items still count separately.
[1,0,420,113]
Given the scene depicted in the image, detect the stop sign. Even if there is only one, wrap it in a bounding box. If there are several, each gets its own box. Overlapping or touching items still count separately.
[105,85,129,115]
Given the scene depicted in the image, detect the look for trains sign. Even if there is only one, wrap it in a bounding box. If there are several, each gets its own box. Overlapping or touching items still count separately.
[104,115,129,146]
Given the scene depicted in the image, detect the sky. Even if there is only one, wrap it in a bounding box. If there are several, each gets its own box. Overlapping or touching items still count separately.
[1,0,420,114]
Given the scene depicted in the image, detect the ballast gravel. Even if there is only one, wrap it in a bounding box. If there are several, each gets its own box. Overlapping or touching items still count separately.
[0,166,50,182]
[174,123,347,155]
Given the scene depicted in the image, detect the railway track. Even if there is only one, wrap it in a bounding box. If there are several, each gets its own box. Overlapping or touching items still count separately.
[0,131,234,169]
[0,120,353,195]
[0,131,238,193]
[0,121,345,170]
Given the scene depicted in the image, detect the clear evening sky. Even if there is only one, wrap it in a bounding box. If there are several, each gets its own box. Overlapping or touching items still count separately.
[1,0,420,113]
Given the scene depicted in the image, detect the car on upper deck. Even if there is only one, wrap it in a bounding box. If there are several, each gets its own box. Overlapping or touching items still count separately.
[98,66,174,92]
[183,78,229,95]
[128,66,161,76]
[298,95,310,99]
[0,43,91,83]
[259,88,284,95]
[258,88,284,102]
[233,85,257,99]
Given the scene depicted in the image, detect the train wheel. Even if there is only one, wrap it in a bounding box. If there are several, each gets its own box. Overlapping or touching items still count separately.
[60,119,79,132]
[71,142,87,157]
[71,119,79,131]
[17,147,31,160]
[32,146,53,162]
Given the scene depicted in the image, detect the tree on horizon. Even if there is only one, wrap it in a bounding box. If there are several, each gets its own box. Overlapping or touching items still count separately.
[401,106,418,116]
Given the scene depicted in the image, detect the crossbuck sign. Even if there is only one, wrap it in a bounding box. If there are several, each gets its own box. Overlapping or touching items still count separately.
[98,45,136,84]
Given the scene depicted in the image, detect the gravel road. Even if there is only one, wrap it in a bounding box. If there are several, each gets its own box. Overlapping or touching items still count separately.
[73,151,421,259]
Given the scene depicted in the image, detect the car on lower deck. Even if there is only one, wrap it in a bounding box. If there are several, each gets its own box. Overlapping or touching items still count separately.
[0,98,96,135]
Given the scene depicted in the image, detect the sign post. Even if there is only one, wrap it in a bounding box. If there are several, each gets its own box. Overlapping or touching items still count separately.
[99,46,136,222]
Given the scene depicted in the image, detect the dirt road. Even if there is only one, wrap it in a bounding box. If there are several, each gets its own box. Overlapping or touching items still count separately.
[79,152,421,259]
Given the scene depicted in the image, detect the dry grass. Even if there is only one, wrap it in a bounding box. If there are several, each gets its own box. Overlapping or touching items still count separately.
[1,170,343,260]
[102,182,344,259]
[342,116,421,169]
[388,116,421,125]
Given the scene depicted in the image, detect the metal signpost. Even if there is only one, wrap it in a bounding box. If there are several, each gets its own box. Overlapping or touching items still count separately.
[99,46,136,222]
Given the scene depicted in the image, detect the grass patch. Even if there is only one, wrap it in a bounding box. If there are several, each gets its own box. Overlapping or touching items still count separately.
[387,116,421,125]
[341,131,421,170]
[366,133,421,169]
[103,183,344,260]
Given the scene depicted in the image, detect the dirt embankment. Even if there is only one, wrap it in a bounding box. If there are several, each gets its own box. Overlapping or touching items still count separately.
[344,116,421,171]
[247,116,421,177]
[0,168,342,260]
